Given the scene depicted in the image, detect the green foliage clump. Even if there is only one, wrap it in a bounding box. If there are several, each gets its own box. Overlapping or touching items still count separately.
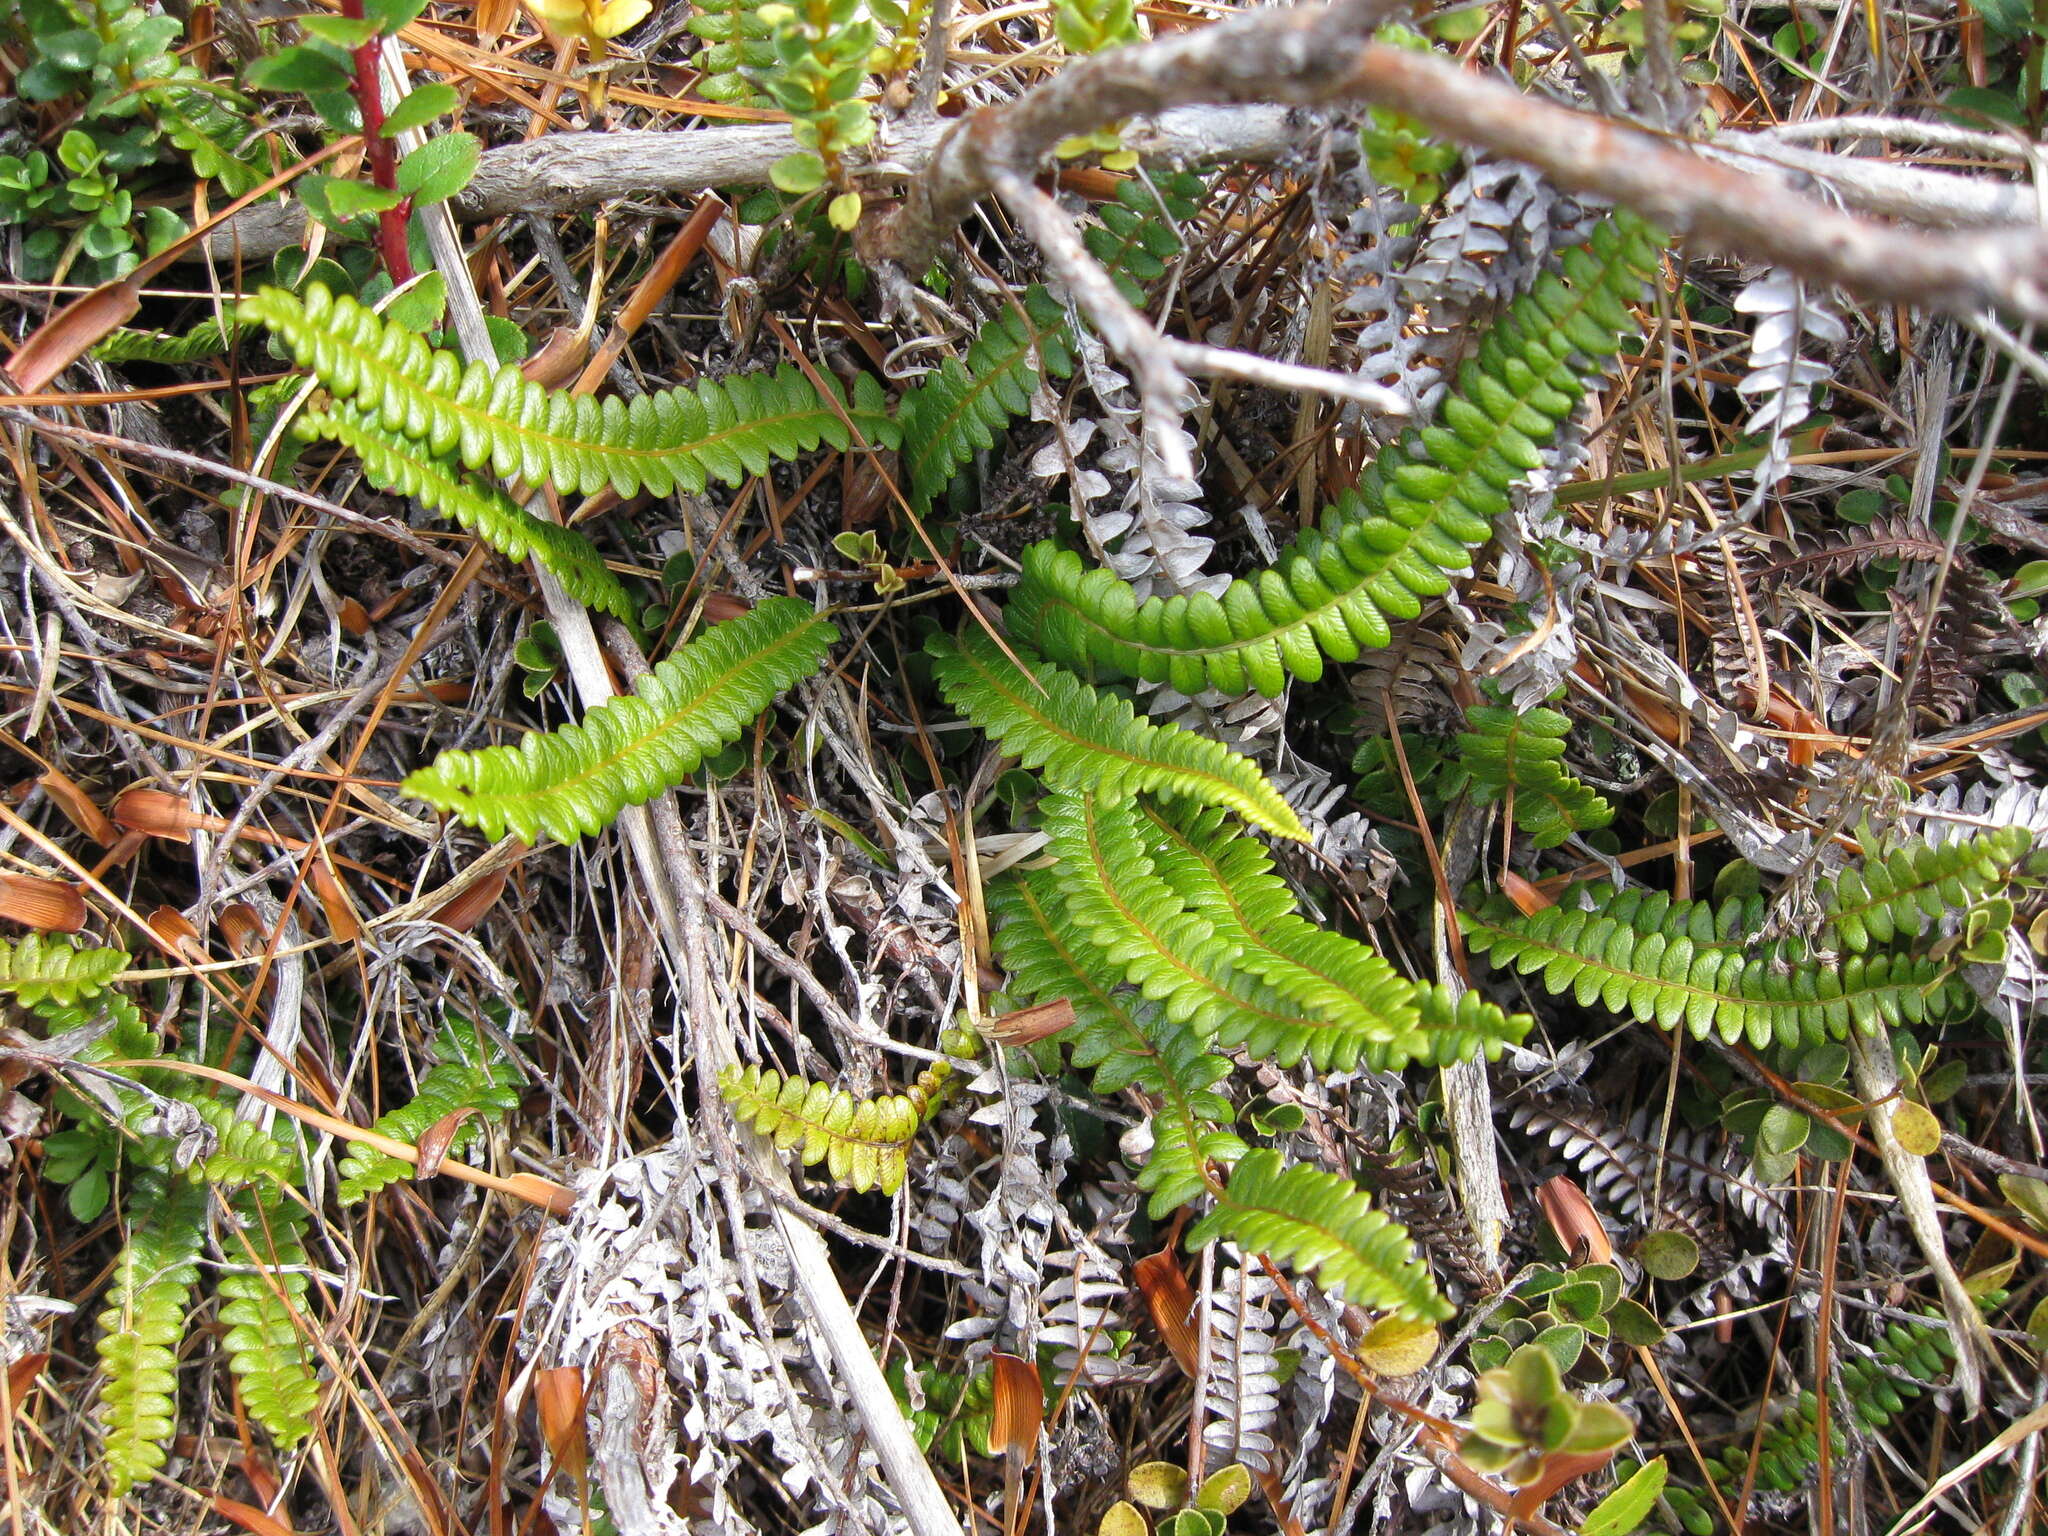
[0,931,127,1005]
[1083,169,1208,304]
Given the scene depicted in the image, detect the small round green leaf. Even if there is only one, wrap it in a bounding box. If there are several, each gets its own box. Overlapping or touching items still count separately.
[1634,1231,1699,1281]
[1193,1465,1251,1516]
[1126,1462,1188,1511]
[396,131,480,204]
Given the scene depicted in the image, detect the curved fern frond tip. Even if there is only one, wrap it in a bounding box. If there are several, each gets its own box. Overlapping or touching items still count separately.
[899,284,1073,505]
[240,284,899,502]
[1189,1149,1449,1322]
[719,1058,958,1195]
[404,598,835,844]
[298,403,637,621]
[1006,209,1665,696]
[926,628,1307,840]
[0,933,129,1006]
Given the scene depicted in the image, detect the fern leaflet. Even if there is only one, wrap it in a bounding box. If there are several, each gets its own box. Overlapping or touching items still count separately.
[404,598,834,843]
[720,1050,962,1196]
[97,1171,207,1496]
[898,285,1073,506]
[1006,209,1665,695]
[988,868,1244,1216]
[201,1108,321,1450]
[239,284,899,500]
[1817,824,2033,953]
[337,1011,525,1203]
[297,402,637,621]
[927,628,1306,840]
[94,310,246,364]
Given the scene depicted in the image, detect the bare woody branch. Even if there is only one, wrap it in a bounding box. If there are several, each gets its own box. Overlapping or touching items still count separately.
[861,0,1409,270]
[1339,43,2048,327]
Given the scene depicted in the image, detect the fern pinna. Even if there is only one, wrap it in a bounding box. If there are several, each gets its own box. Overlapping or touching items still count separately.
[1464,825,2033,1049]
[404,597,835,843]
[926,627,1306,839]
[1003,208,1665,696]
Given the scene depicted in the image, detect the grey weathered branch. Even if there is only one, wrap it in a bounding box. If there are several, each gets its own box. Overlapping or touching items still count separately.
[1339,43,2048,325]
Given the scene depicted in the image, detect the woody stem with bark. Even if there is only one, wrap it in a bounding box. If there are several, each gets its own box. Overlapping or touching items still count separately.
[341,0,414,282]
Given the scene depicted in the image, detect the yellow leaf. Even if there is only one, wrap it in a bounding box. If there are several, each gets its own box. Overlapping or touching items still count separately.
[1358,1315,1439,1377]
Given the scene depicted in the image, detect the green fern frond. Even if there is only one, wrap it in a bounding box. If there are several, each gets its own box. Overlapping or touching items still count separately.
[0,932,128,1006]
[1188,1149,1449,1321]
[898,285,1073,506]
[239,284,898,500]
[1457,705,1613,849]
[719,1056,959,1195]
[337,1011,525,1203]
[1083,170,1208,304]
[97,1171,207,1496]
[404,597,835,843]
[1818,825,2033,953]
[988,868,1244,1215]
[93,310,246,364]
[297,401,637,621]
[1463,885,1975,1049]
[201,1110,321,1450]
[927,629,1307,840]
[1006,209,1665,696]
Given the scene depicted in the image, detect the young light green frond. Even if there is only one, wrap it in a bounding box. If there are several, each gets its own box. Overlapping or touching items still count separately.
[1189,1149,1449,1321]
[1464,886,1975,1049]
[195,1107,321,1450]
[297,402,637,621]
[898,285,1073,505]
[240,284,899,501]
[1006,210,1665,696]
[1457,705,1613,849]
[98,1171,207,1496]
[404,598,835,843]
[719,1057,958,1195]
[338,1011,525,1203]
[0,932,128,1006]
[1817,824,2033,953]
[927,629,1307,839]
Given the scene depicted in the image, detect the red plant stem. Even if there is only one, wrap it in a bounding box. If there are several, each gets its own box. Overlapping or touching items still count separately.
[340,0,414,281]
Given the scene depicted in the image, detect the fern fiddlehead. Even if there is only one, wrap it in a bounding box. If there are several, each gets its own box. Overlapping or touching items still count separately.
[927,628,1307,840]
[239,284,899,500]
[1005,208,1666,696]
[405,597,836,842]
